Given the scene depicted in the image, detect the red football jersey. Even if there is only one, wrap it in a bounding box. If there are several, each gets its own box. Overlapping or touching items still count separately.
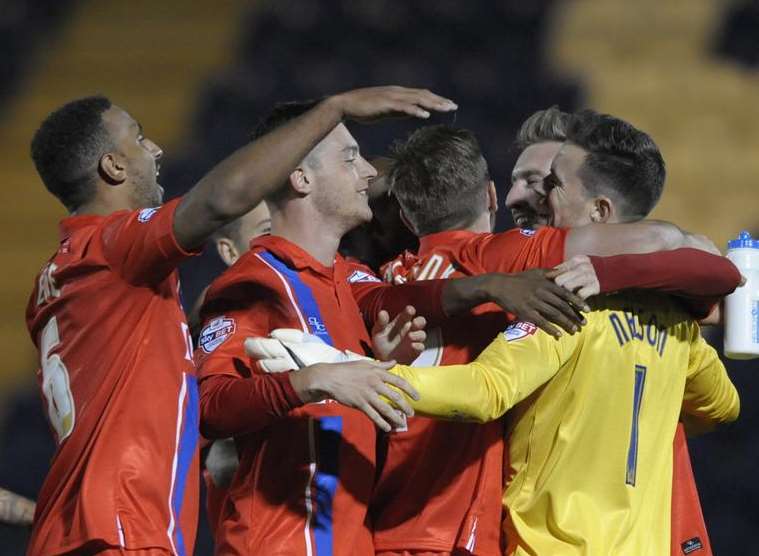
[195,235,379,556]
[372,228,567,555]
[25,199,200,555]
[671,424,713,556]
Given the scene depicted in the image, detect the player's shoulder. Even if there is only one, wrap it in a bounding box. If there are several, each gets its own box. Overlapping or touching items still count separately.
[343,259,382,285]
[206,251,268,296]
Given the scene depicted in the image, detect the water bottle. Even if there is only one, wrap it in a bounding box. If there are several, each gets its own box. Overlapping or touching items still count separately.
[724,231,759,359]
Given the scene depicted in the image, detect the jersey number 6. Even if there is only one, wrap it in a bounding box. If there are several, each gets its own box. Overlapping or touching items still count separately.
[40,316,76,443]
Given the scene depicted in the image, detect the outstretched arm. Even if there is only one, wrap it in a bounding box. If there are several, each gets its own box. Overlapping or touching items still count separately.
[388,324,577,422]
[174,87,457,249]
[551,249,742,318]
[564,220,718,259]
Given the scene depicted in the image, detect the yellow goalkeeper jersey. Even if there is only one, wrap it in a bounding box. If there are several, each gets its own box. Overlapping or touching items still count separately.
[391,292,739,556]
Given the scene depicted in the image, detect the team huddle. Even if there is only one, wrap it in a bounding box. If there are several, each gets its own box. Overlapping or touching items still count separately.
[24,86,741,555]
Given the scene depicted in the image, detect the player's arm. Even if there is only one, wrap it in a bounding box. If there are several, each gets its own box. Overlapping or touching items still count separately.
[680,328,740,435]
[0,488,35,526]
[551,250,742,319]
[198,316,419,434]
[388,323,579,422]
[563,220,717,259]
[353,271,588,339]
[173,87,457,250]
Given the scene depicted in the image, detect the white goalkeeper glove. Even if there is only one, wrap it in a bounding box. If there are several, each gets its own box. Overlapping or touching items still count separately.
[244,328,370,373]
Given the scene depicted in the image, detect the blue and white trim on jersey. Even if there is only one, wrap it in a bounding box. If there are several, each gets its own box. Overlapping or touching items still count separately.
[255,250,343,555]
[166,373,199,556]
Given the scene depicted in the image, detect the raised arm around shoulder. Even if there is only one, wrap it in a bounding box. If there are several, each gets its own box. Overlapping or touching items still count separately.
[564,220,691,259]
[173,87,457,250]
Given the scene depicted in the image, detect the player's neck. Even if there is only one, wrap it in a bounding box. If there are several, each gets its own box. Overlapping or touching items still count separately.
[270,207,341,267]
[467,211,494,233]
[73,196,129,217]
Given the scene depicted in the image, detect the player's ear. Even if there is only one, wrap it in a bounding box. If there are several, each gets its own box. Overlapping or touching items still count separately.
[289,167,311,195]
[590,196,613,223]
[216,237,240,267]
[98,152,127,185]
[487,180,498,213]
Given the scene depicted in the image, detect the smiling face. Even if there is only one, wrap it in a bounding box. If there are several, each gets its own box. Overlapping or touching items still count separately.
[307,123,377,232]
[543,142,601,228]
[506,141,562,228]
[508,140,606,228]
[101,105,164,208]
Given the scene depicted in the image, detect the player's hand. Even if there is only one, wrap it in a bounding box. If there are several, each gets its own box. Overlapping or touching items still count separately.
[205,438,239,489]
[290,360,420,432]
[547,255,600,299]
[683,233,722,255]
[482,270,589,338]
[371,306,427,364]
[327,86,457,122]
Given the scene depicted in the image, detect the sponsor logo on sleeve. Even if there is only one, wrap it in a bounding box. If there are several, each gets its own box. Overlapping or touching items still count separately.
[199,317,236,353]
[519,228,536,237]
[502,321,538,342]
[137,207,159,223]
[347,269,381,284]
[681,537,703,554]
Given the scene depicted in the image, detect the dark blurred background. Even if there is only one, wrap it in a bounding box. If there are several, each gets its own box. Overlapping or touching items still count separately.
[1,1,757,553]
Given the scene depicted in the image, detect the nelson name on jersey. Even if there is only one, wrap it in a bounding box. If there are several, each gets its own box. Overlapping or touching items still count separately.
[607,302,671,357]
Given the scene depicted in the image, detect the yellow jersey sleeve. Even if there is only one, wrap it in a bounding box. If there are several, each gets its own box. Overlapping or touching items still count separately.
[390,322,580,422]
[682,327,740,426]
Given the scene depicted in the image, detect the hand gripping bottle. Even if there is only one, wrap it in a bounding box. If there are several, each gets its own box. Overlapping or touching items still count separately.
[724,231,759,359]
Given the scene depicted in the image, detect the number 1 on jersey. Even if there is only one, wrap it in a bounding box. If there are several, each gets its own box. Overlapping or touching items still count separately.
[625,364,647,486]
[40,317,76,443]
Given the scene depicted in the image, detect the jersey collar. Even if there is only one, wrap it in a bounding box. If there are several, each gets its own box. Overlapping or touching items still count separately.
[58,213,105,241]
[418,229,479,256]
[250,234,341,278]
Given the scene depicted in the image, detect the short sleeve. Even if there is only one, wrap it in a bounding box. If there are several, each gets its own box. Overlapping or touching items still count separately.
[100,197,201,285]
[478,227,568,274]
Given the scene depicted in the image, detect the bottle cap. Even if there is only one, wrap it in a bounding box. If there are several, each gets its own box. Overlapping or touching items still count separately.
[727,231,759,250]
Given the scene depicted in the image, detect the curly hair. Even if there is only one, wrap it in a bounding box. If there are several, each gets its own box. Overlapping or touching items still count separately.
[31,95,113,211]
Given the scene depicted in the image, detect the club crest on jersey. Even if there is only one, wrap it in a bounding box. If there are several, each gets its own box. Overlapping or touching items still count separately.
[347,269,381,284]
[519,228,536,237]
[137,207,159,223]
[503,321,537,342]
[199,317,236,353]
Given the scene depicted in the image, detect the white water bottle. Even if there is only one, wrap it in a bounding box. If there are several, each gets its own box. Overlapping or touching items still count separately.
[724,231,759,359]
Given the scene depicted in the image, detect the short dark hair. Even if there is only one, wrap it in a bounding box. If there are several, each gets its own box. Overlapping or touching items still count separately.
[31,95,113,211]
[212,217,243,244]
[389,125,489,236]
[251,99,321,141]
[514,106,570,151]
[567,110,665,219]
[251,99,322,204]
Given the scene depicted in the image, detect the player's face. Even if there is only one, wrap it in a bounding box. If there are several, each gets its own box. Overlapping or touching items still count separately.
[102,106,164,209]
[506,141,562,228]
[543,143,597,228]
[308,124,377,231]
[233,202,271,253]
[215,202,271,267]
